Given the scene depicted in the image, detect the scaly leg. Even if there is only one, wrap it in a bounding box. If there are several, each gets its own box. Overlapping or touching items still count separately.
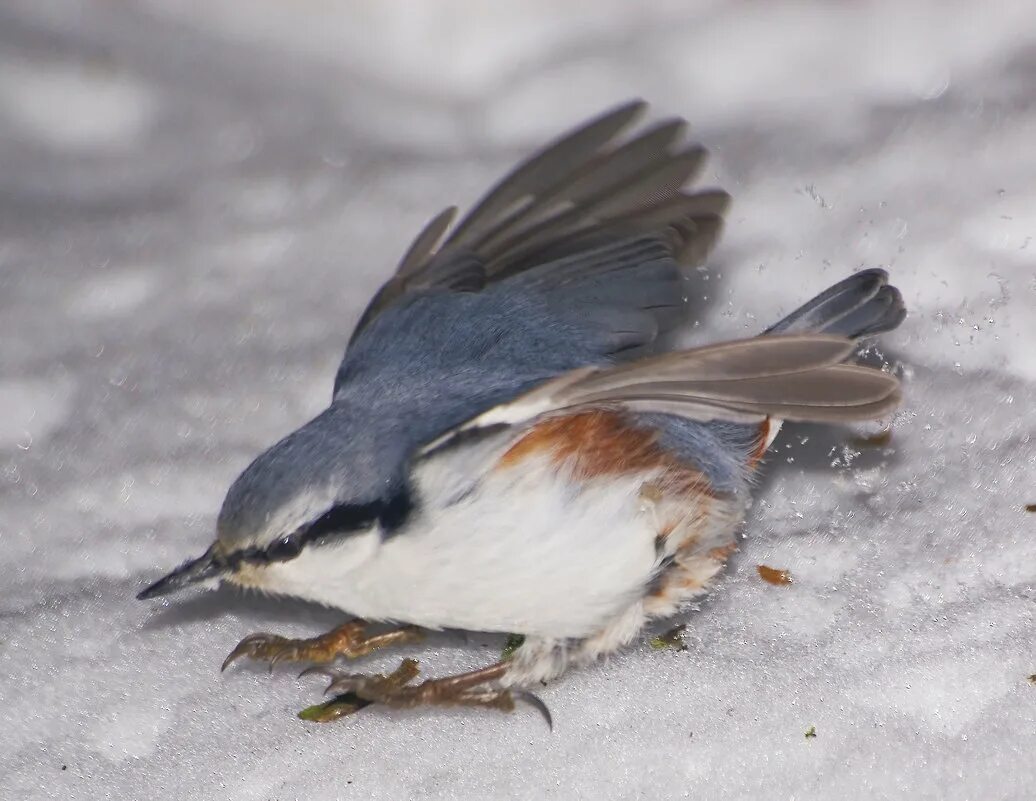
[221,619,423,672]
[302,659,552,726]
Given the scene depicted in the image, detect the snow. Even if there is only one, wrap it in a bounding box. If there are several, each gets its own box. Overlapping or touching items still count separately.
[2,1,1034,798]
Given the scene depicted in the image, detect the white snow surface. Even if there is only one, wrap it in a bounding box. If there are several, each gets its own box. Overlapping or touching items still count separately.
[2,1,1035,799]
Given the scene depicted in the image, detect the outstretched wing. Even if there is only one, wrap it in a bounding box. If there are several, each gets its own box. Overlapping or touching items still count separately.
[321,107,903,509]
[329,101,739,483]
[420,334,901,458]
[346,99,728,346]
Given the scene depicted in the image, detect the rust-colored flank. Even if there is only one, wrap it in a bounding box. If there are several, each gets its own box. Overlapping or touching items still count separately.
[497,410,715,497]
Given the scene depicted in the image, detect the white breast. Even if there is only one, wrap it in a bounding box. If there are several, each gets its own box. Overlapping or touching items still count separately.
[262,451,664,640]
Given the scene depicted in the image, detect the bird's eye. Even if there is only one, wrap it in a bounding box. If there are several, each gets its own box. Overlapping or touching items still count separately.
[266,534,302,562]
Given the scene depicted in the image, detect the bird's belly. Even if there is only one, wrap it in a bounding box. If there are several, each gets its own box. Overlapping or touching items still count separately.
[273,409,750,639]
[322,456,665,639]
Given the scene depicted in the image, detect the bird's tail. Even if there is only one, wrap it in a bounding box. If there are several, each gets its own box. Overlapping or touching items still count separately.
[764,268,905,339]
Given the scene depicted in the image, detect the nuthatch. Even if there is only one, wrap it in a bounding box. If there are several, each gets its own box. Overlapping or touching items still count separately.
[139,100,904,723]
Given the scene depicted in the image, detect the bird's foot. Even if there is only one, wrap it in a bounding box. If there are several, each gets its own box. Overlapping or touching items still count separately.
[297,658,421,721]
[221,620,423,672]
[299,658,552,727]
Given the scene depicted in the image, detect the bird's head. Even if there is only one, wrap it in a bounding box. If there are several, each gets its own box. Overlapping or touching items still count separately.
[137,405,410,601]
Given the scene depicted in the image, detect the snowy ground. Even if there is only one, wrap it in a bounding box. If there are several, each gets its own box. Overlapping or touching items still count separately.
[3,1,1035,799]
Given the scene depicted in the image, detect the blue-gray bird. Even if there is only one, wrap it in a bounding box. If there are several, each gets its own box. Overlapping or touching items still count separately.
[138,100,905,723]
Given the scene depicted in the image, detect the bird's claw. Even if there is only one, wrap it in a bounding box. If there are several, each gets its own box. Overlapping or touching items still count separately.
[221,631,333,672]
[296,664,340,681]
[221,627,549,726]
[512,690,554,730]
[221,621,422,672]
[321,657,422,696]
[298,658,552,727]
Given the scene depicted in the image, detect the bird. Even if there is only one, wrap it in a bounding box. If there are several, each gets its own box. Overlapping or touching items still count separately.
[138,100,905,723]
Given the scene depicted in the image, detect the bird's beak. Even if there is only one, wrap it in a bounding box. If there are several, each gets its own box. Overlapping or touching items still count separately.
[137,545,225,600]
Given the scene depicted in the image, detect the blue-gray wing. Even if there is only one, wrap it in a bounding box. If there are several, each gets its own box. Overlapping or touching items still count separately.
[343,100,727,351]
[333,100,728,452]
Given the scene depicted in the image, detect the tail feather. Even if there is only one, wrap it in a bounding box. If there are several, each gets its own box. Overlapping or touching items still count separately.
[765,268,905,339]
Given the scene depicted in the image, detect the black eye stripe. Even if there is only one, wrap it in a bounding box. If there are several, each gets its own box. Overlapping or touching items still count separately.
[228,487,414,567]
[266,534,303,562]
[302,500,386,543]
